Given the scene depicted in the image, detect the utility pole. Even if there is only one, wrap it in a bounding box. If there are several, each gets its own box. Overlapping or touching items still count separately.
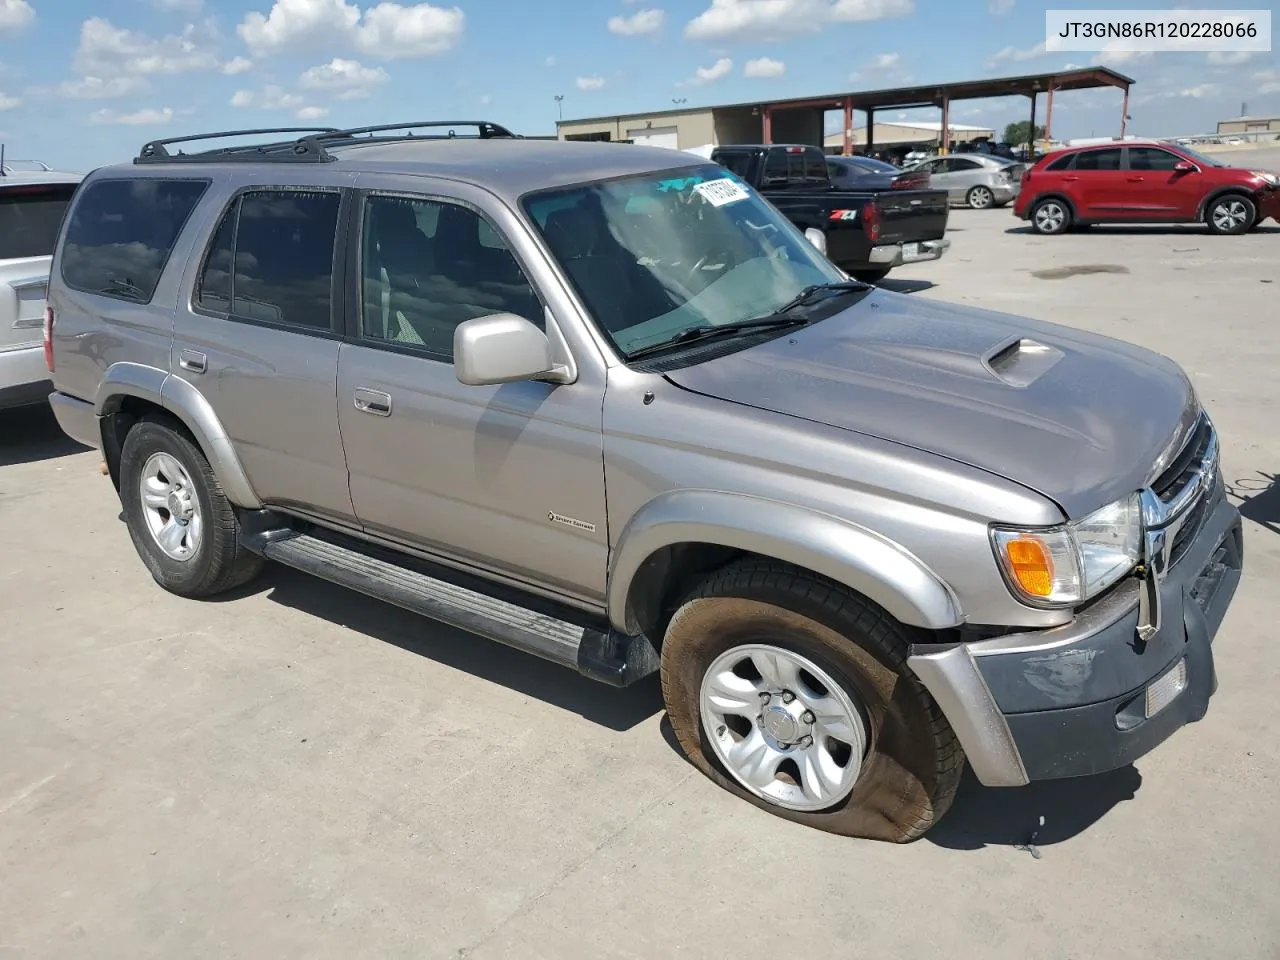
[554,95,564,122]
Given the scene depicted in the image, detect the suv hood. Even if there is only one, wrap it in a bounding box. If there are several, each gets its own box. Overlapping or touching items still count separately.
[664,290,1198,518]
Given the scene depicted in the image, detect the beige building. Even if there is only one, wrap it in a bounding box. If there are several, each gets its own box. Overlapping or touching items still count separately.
[1216,115,1280,136]
[558,104,797,151]
[822,120,995,151]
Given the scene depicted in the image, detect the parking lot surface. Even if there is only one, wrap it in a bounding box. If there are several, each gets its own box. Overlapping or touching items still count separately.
[3,160,1279,959]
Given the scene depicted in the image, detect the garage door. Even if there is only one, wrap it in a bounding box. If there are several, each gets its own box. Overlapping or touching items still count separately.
[627,126,678,149]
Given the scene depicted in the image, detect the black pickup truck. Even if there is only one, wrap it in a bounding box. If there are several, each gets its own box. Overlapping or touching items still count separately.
[711,144,951,283]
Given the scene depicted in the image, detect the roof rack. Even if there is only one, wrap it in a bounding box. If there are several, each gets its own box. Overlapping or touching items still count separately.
[134,126,341,165]
[133,120,520,166]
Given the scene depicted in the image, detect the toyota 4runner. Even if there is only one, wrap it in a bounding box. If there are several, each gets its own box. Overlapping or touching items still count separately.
[44,122,1243,842]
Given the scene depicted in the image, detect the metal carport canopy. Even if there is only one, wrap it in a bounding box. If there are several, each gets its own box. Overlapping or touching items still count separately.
[752,67,1135,156]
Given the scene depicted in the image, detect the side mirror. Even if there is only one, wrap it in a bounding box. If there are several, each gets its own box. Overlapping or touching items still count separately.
[803,227,828,255]
[453,313,566,386]
[1173,161,1196,173]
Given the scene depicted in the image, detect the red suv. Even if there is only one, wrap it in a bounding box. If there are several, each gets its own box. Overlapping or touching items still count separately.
[1014,139,1279,235]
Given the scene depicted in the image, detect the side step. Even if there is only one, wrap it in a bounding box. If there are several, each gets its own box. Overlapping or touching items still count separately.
[241,528,658,688]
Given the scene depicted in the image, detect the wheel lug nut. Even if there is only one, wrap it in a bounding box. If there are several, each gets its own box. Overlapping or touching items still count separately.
[759,692,771,704]
[802,711,814,724]
[781,691,795,704]
[799,735,813,748]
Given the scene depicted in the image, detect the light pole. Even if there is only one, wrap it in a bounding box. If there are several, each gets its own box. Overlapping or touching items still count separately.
[554,95,564,122]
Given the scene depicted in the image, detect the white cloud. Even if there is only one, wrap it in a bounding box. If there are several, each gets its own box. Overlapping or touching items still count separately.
[74,18,221,77]
[1254,69,1280,94]
[680,57,733,86]
[0,0,34,36]
[58,75,149,100]
[229,84,304,109]
[744,56,785,77]
[90,106,176,125]
[223,56,254,74]
[297,105,329,120]
[608,8,664,34]
[1178,83,1217,99]
[986,41,1045,67]
[156,0,204,11]
[1206,50,1253,66]
[576,75,605,91]
[544,55,556,67]
[685,0,912,41]
[299,57,389,98]
[870,52,899,68]
[478,93,491,105]
[239,0,465,60]
[988,0,1013,13]
[1092,47,1152,66]
[0,92,20,110]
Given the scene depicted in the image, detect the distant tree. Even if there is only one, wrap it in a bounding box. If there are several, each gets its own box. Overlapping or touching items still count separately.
[1004,121,1047,145]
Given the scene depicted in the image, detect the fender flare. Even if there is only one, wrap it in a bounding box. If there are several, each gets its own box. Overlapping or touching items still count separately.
[1196,186,1260,221]
[607,490,963,634]
[94,362,263,509]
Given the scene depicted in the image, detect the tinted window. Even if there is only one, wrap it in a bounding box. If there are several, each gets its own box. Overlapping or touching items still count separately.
[948,158,983,171]
[196,189,339,329]
[715,152,756,180]
[1045,153,1075,171]
[1127,147,1182,171]
[763,149,789,182]
[1073,148,1122,171]
[61,178,208,302]
[360,195,541,358]
[0,184,78,260]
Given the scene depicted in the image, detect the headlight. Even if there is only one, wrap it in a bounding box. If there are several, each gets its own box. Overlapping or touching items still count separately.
[991,493,1141,606]
[1251,170,1278,185]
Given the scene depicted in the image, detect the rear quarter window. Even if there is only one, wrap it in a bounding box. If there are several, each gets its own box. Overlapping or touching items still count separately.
[59,177,209,303]
[1045,153,1075,172]
[0,183,79,260]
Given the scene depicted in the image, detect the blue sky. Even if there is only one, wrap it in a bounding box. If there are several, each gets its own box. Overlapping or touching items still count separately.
[0,0,1276,171]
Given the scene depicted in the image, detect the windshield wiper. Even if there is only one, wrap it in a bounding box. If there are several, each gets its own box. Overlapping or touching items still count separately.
[765,280,871,317]
[626,315,810,361]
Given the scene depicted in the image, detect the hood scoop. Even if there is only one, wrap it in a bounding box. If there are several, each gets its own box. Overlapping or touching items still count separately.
[984,336,1063,388]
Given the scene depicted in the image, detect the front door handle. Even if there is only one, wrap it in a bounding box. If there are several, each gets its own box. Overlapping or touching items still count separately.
[179,350,207,374]
[353,388,392,417]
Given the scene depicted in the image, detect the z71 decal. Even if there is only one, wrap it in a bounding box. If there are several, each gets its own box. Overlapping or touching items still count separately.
[829,209,859,222]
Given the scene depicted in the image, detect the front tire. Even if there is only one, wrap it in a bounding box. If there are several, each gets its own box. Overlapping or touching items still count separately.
[1205,194,1255,235]
[118,417,263,598]
[966,185,994,209]
[1030,197,1071,235]
[660,559,963,842]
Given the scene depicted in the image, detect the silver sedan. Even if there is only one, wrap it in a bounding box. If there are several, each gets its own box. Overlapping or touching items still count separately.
[907,154,1024,209]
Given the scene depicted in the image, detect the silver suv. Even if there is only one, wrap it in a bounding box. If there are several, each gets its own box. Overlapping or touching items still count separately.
[45,122,1243,842]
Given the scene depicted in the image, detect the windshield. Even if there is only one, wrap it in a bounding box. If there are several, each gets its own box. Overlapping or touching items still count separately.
[1166,143,1225,168]
[522,164,846,358]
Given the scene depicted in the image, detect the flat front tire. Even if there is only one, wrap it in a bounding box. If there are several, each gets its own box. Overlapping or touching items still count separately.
[118,417,263,598]
[660,559,964,842]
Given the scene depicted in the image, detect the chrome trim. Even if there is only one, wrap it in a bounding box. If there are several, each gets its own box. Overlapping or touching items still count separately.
[907,645,1030,787]
[1146,403,1205,488]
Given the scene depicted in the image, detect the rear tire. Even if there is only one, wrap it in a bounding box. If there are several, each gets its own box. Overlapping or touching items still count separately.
[660,559,964,842]
[966,185,994,209]
[118,417,264,598]
[1030,198,1071,235]
[1205,194,1255,235]
[850,267,892,284]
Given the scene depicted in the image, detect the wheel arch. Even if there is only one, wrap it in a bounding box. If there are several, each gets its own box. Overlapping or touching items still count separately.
[1196,187,1260,221]
[608,490,964,639]
[94,362,262,508]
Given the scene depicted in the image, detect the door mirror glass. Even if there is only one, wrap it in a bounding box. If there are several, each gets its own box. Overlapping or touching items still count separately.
[454,313,560,386]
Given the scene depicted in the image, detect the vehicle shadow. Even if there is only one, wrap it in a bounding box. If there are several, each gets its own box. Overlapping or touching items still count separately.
[0,403,92,468]
[245,564,664,733]
[925,764,1142,851]
[1229,471,1279,536]
[1006,223,1280,236]
[877,278,936,294]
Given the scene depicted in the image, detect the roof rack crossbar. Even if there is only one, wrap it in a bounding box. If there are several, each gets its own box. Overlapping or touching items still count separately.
[134,126,341,164]
[313,120,518,142]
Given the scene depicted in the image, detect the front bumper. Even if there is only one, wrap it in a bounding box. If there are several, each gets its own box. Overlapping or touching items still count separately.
[1258,186,1280,222]
[867,237,951,267]
[908,477,1242,787]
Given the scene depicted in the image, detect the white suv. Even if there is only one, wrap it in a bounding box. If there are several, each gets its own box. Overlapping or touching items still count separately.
[1,163,82,410]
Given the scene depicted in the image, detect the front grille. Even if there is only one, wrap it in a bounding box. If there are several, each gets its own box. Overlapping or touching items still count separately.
[1150,412,1216,568]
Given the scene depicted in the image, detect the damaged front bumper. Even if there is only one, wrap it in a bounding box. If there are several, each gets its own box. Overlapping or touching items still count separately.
[907,475,1243,787]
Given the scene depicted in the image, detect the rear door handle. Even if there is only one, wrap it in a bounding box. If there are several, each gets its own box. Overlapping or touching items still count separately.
[1062,176,1080,182]
[1127,176,1145,182]
[353,388,392,417]
[179,350,207,374]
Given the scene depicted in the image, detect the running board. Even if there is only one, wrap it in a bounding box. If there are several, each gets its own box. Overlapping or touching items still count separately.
[241,528,658,687]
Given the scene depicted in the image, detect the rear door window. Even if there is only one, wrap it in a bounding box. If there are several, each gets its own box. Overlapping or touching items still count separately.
[1073,148,1122,171]
[60,178,209,303]
[0,183,79,260]
[196,189,340,330]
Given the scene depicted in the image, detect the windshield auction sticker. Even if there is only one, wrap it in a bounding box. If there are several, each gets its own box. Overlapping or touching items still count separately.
[1045,9,1270,52]
[694,178,751,207]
